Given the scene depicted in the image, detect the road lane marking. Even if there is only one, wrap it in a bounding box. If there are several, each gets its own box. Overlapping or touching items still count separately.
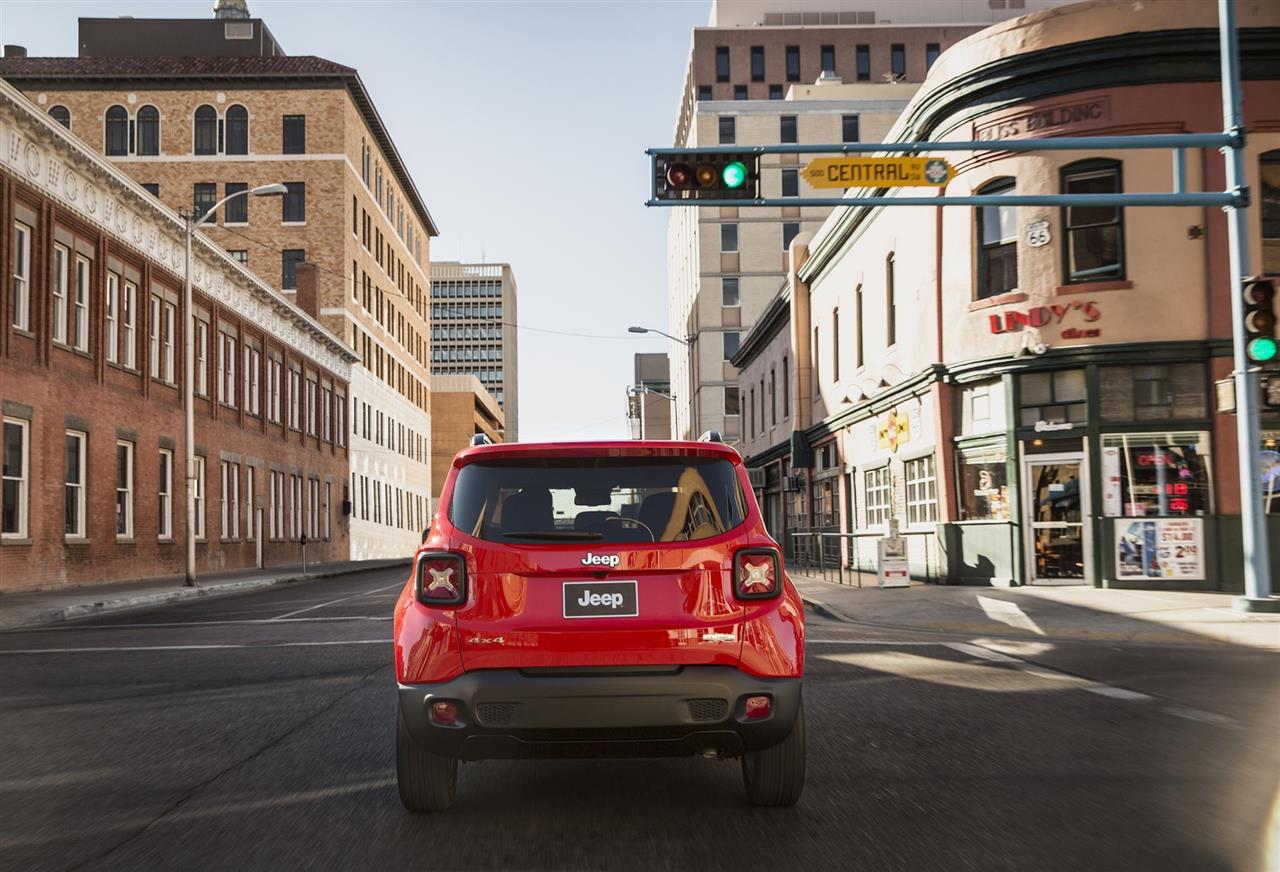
[976,596,1045,635]
[267,581,405,621]
[806,639,941,645]
[1084,685,1154,701]
[19,616,392,632]
[0,639,387,654]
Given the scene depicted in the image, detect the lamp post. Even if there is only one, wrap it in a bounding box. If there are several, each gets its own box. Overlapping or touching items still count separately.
[183,183,288,586]
[628,325,696,439]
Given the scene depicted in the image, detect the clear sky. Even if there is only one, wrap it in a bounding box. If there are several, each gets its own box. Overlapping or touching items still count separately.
[0,0,707,441]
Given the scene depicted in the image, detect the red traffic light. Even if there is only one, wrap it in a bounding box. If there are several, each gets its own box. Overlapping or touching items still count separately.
[666,162,692,189]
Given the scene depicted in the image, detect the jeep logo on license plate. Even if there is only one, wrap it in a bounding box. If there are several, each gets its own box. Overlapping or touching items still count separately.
[562,581,638,619]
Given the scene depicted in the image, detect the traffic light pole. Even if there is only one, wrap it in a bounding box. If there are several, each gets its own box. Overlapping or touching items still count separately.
[1219,0,1275,611]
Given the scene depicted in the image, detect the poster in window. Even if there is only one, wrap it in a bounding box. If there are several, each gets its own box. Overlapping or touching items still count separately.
[1114,518,1204,580]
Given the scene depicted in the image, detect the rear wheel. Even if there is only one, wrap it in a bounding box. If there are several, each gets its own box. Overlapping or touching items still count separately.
[396,709,458,812]
[741,701,806,807]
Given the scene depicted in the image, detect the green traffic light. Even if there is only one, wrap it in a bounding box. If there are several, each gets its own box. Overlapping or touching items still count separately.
[1248,336,1279,363]
[722,161,747,189]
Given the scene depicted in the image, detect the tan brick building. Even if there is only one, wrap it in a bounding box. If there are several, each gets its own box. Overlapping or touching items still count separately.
[429,375,504,502]
[0,9,440,560]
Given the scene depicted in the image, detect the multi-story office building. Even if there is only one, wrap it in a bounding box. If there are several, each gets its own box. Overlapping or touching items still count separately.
[429,262,519,441]
[666,0,1074,441]
[627,353,673,440]
[0,2,439,559]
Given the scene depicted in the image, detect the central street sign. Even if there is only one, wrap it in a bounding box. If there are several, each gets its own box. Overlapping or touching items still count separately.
[802,156,954,188]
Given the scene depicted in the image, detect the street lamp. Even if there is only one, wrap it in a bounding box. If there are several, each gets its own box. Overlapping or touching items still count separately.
[628,325,690,345]
[628,325,696,439]
[183,182,287,586]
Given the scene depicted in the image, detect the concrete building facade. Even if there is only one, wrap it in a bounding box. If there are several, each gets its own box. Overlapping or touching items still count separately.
[0,8,439,561]
[429,262,518,441]
[0,80,357,591]
[627,353,673,440]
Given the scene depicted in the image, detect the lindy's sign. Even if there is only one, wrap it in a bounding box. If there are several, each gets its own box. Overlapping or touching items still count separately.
[989,301,1101,338]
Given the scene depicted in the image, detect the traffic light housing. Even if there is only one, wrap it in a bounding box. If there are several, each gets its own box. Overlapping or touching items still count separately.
[652,151,760,201]
[1243,277,1278,365]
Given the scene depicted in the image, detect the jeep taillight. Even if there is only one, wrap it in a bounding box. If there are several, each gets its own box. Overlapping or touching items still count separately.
[734,547,781,600]
[415,551,468,607]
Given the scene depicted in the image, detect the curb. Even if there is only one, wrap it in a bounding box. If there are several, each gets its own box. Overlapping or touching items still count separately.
[2,559,411,631]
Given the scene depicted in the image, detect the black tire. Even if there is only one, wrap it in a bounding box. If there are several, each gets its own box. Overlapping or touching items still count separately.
[741,701,806,807]
[396,709,458,812]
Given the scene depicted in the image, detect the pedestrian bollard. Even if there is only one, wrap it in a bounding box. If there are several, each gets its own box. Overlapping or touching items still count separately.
[300,532,308,573]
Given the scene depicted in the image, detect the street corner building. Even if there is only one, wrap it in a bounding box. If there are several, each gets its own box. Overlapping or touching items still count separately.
[0,79,359,591]
[732,0,1280,591]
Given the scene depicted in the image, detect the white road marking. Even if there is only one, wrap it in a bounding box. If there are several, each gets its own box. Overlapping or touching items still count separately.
[942,642,1021,662]
[20,616,393,632]
[976,596,1045,635]
[267,582,404,621]
[1085,685,1154,701]
[0,639,386,655]
[806,638,940,646]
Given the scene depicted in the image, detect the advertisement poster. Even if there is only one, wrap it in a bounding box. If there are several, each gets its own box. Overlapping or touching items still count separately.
[1101,446,1122,517]
[1115,518,1204,580]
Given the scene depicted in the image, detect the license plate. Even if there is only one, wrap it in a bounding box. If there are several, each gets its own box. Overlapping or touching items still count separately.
[562,580,638,619]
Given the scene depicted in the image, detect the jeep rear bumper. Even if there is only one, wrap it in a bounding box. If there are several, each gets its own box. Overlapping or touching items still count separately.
[398,666,801,760]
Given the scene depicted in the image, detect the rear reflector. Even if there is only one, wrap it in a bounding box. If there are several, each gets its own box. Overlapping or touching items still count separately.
[430,700,458,725]
[744,695,772,720]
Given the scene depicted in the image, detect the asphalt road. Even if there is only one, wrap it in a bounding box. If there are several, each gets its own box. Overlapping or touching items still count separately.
[1,565,1276,872]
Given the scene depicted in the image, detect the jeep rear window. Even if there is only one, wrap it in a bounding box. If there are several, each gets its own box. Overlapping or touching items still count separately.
[449,457,747,544]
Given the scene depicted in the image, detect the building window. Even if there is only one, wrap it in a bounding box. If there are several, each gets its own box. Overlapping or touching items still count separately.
[785,46,800,82]
[193,105,218,155]
[856,44,870,80]
[291,474,303,540]
[721,223,738,252]
[832,308,840,381]
[725,386,740,417]
[782,356,789,418]
[306,377,318,436]
[890,44,906,79]
[122,281,137,369]
[158,448,173,540]
[957,444,1010,521]
[224,182,248,223]
[1259,150,1280,274]
[885,253,896,346]
[336,395,346,447]
[245,465,256,542]
[105,273,119,363]
[268,357,283,423]
[750,46,765,81]
[722,276,740,307]
[218,331,237,407]
[11,221,30,331]
[149,296,161,379]
[697,85,712,100]
[1019,369,1087,425]
[282,114,306,154]
[782,222,800,251]
[820,44,835,73]
[193,183,217,221]
[1099,363,1207,422]
[3,418,29,538]
[282,249,305,290]
[324,482,332,541]
[780,115,797,144]
[229,249,248,266]
[781,169,799,198]
[115,440,134,539]
[905,455,938,526]
[865,467,891,527]
[225,104,248,155]
[195,321,209,396]
[723,331,740,360]
[748,389,754,437]
[221,460,240,540]
[141,183,160,197]
[288,368,302,430]
[977,178,1018,298]
[841,115,860,143]
[162,302,175,382]
[926,43,941,70]
[269,471,283,540]
[193,456,206,540]
[308,478,319,539]
[105,105,128,156]
[245,346,261,415]
[136,105,159,155]
[64,430,87,538]
[718,116,735,144]
[1102,432,1212,518]
[49,105,70,129]
[769,84,783,100]
[282,182,305,222]
[1062,160,1125,282]
[812,327,820,387]
[715,46,730,82]
[734,85,747,101]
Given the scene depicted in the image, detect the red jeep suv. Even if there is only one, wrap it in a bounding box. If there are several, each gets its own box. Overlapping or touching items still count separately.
[393,437,805,811]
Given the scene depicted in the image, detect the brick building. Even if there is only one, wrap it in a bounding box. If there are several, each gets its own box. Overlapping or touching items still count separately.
[0,4,439,560]
[428,375,504,502]
[0,79,358,591]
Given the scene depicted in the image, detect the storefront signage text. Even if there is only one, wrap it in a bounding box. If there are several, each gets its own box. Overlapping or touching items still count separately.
[989,301,1101,338]
[975,97,1111,141]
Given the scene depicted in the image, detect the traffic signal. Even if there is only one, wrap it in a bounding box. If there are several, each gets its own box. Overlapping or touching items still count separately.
[652,151,760,201]
[1243,277,1278,365]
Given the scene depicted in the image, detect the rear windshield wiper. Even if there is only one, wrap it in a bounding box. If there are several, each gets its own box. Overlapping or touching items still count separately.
[500,531,603,541]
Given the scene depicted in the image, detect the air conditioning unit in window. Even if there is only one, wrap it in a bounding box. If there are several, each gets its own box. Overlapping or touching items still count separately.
[747,467,766,489]
[783,473,805,493]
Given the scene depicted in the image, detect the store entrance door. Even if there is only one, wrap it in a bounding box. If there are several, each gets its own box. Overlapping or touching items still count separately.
[1024,452,1091,585]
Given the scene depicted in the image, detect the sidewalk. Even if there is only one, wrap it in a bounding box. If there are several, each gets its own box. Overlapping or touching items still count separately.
[0,559,411,631]
[792,573,1280,650]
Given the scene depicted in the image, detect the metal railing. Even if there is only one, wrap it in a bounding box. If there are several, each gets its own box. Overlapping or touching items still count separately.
[787,529,938,587]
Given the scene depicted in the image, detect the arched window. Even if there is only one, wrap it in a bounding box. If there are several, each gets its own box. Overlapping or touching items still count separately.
[1261,149,1280,276]
[976,177,1018,299]
[1061,158,1124,282]
[193,105,217,155]
[136,105,159,156]
[225,104,248,155]
[105,105,129,156]
[49,105,71,130]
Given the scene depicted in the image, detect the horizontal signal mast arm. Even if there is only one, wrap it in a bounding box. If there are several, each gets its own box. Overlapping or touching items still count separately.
[646,132,1236,157]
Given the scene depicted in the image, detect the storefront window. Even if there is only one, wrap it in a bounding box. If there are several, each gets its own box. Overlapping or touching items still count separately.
[1261,431,1280,515]
[960,380,1005,435]
[864,467,890,527]
[1100,363,1206,422]
[812,475,838,527]
[957,444,1010,521]
[904,455,938,525]
[1261,150,1280,275]
[1019,369,1086,426]
[1101,433,1212,518]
